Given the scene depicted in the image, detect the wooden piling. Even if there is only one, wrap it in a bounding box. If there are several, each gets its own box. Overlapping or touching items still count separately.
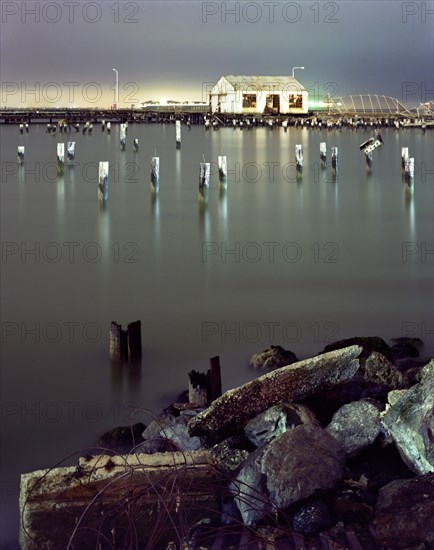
[332,147,339,173]
[295,144,303,171]
[209,355,222,402]
[151,156,160,193]
[17,146,25,165]
[67,141,75,162]
[320,142,327,167]
[199,162,210,201]
[57,143,64,175]
[98,161,109,202]
[175,120,181,148]
[127,320,142,361]
[188,370,209,406]
[133,138,139,152]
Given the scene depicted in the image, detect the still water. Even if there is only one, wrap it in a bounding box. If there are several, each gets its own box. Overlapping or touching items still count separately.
[1,122,433,545]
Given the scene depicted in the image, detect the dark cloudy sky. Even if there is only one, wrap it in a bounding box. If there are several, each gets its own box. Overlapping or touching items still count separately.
[1,0,433,107]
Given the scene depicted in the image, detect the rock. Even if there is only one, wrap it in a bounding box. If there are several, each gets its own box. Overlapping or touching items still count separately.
[245,403,320,448]
[98,422,146,453]
[302,372,390,426]
[142,409,177,441]
[142,408,205,453]
[189,346,362,442]
[382,360,434,475]
[249,345,297,371]
[211,435,253,473]
[292,501,333,534]
[364,352,403,388]
[231,425,346,525]
[322,336,393,362]
[325,399,383,458]
[370,474,434,549]
[387,389,408,407]
[391,341,420,361]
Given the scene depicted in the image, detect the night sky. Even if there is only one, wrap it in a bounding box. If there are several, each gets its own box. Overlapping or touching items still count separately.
[1,0,433,107]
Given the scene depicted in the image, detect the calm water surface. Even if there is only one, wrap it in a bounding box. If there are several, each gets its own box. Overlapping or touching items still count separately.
[1,123,433,546]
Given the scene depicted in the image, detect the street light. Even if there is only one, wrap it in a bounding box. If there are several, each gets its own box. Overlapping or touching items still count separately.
[291,66,305,78]
[112,68,119,109]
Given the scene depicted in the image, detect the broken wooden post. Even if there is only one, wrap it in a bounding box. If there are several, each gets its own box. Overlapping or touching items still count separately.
[151,156,159,194]
[320,142,327,168]
[209,355,222,402]
[101,119,105,131]
[17,146,25,165]
[67,141,75,162]
[282,120,288,132]
[110,321,123,362]
[106,121,111,134]
[82,121,90,135]
[127,320,142,362]
[359,134,383,169]
[199,162,210,201]
[88,123,93,135]
[57,143,64,175]
[188,370,209,406]
[133,138,139,152]
[98,161,109,202]
[110,320,141,362]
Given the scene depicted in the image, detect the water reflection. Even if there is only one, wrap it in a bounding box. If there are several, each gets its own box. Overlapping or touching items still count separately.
[198,199,210,241]
[403,183,416,242]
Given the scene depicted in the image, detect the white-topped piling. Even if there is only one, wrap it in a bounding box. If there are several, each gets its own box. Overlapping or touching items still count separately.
[320,142,327,167]
[17,146,25,164]
[57,143,65,174]
[19,124,24,134]
[120,124,126,150]
[106,122,111,134]
[401,147,409,170]
[25,123,29,133]
[98,161,109,202]
[67,142,75,162]
[176,120,181,148]
[295,144,303,171]
[404,157,414,185]
[218,155,227,183]
[133,138,139,152]
[199,162,210,201]
[151,157,160,193]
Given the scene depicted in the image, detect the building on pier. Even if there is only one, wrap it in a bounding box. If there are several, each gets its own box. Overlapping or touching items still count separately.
[210,75,308,115]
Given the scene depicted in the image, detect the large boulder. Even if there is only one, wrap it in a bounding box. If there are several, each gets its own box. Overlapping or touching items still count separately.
[245,403,320,448]
[322,336,393,362]
[189,346,362,442]
[231,425,346,525]
[142,408,205,453]
[381,360,434,475]
[364,352,403,388]
[325,399,383,458]
[249,345,298,371]
[370,474,434,549]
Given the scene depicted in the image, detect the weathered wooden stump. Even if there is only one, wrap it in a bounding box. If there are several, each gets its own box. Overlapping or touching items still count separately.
[110,320,142,363]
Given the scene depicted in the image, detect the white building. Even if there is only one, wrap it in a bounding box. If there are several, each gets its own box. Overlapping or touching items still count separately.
[210,75,308,115]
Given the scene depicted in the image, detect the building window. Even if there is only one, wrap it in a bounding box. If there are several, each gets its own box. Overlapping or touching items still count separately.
[243,94,257,108]
[289,94,303,108]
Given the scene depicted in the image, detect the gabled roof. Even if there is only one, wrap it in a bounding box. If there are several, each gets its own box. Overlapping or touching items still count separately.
[221,75,307,92]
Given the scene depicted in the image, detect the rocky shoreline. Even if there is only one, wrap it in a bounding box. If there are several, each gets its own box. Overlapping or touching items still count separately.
[20,336,434,549]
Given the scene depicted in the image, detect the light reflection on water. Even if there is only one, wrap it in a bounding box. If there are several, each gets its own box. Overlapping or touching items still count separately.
[0,123,433,545]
